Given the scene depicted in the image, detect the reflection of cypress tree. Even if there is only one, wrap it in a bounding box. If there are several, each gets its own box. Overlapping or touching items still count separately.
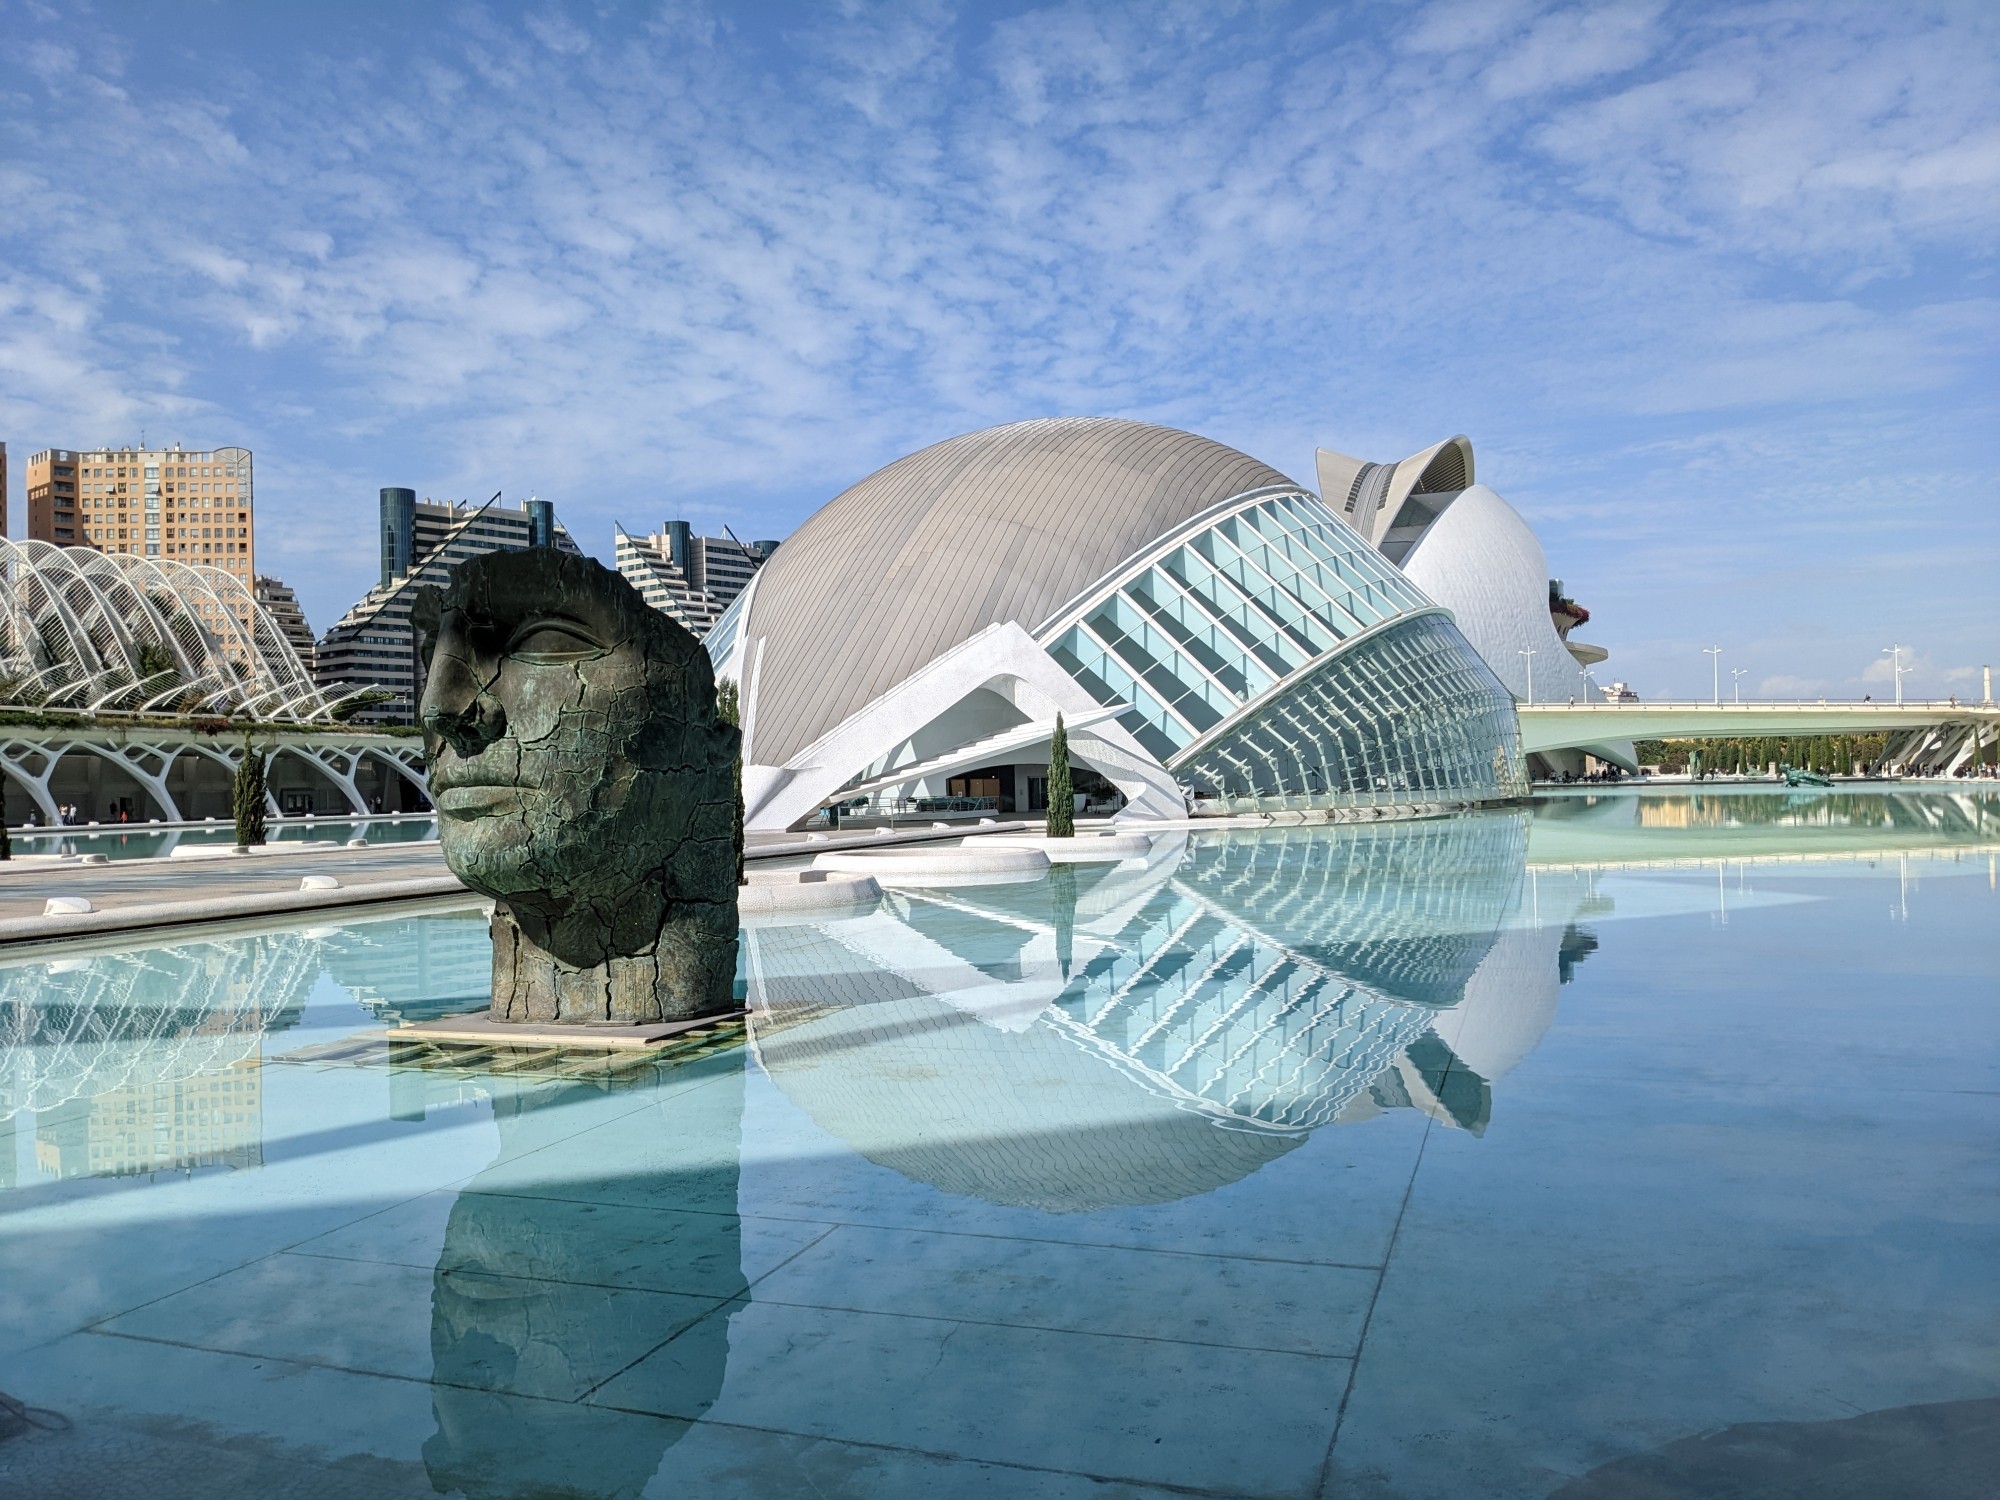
[1049,860,1077,979]
[232,739,268,846]
[1047,712,1074,838]
[716,678,745,886]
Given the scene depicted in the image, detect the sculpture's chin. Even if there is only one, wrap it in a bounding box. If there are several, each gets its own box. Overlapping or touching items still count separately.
[439,828,566,904]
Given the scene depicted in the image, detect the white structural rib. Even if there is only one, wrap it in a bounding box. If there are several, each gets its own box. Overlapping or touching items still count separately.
[0,538,328,720]
[828,702,1131,807]
[740,620,1185,832]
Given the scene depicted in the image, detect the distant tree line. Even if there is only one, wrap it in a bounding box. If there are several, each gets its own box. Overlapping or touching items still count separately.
[1633,733,1903,776]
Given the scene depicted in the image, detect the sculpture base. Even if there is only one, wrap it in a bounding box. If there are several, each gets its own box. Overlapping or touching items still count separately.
[489,906,738,1026]
[392,1008,745,1051]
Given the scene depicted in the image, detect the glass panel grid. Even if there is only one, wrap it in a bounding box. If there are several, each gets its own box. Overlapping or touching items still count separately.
[1043,490,1515,803]
[1173,613,1525,812]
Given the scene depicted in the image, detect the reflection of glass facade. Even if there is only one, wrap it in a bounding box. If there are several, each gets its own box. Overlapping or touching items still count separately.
[1176,814,1530,1006]
[1039,489,1522,809]
[747,810,1547,1191]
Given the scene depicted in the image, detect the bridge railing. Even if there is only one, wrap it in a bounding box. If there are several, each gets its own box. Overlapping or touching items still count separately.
[1518,699,1991,711]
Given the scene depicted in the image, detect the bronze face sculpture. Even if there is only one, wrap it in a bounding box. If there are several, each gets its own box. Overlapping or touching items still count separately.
[415,548,739,1023]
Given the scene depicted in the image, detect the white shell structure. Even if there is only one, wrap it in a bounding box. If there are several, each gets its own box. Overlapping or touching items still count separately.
[710,417,1527,830]
[0,539,332,719]
[1398,485,1590,704]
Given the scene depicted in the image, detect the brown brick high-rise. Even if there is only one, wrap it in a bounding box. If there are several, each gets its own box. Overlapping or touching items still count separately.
[26,443,256,587]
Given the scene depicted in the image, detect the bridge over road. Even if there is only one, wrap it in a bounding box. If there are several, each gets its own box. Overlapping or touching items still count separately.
[1517,699,1999,775]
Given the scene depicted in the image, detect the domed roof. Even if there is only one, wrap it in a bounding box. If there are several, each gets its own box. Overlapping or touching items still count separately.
[741,417,1298,765]
[1400,484,1577,702]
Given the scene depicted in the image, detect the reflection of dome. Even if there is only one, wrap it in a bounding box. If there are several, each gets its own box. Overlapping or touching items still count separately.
[747,812,1547,1209]
[1432,922,1562,1084]
[750,925,1302,1211]
[1174,813,1528,1008]
[712,418,1524,831]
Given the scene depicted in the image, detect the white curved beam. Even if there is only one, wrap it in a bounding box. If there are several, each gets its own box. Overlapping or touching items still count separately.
[0,541,328,720]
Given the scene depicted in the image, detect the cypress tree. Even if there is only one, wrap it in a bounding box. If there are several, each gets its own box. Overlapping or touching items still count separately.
[717,678,746,886]
[233,739,268,847]
[1046,712,1075,838]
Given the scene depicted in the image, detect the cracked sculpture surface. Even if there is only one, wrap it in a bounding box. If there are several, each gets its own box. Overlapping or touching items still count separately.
[415,549,740,1024]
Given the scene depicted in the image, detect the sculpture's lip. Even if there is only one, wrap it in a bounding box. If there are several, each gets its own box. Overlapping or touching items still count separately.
[435,785,520,818]
[430,773,519,791]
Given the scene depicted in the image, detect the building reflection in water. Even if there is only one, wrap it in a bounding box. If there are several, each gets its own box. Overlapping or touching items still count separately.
[0,908,498,1189]
[0,934,320,1182]
[2,800,1991,1488]
[1539,786,2000,836]
[745,810,1606,1210]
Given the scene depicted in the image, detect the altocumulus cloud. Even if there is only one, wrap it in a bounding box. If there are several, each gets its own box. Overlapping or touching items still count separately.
[0,0,1994,698]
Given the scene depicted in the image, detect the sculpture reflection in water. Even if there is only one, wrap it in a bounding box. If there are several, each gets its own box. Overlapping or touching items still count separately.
[420,1058,747,1500]
[744,809,1605,1211]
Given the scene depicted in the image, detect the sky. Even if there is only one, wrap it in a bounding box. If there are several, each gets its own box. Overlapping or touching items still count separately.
[1,0,1995,701]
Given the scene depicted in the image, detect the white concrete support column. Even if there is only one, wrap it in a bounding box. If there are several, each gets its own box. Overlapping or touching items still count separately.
[0,744,64,826]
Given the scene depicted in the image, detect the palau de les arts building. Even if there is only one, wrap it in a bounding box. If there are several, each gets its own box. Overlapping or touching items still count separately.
[707,418,1617,833]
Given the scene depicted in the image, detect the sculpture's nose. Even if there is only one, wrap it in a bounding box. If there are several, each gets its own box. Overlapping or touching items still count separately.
[421,644,507,757]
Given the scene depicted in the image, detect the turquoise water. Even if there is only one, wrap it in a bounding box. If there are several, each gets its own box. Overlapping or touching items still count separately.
[2,787,1996,1498]
[7,815,440,861]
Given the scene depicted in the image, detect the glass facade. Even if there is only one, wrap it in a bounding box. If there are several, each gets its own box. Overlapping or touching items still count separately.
[1175,613,1525,811]
[1039,489,1521,809]
[704,577,751,682]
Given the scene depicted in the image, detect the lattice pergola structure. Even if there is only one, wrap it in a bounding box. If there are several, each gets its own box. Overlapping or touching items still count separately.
[0,538,344,720]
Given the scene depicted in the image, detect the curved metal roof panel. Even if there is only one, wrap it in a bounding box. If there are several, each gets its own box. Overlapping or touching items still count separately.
[741,418,1299,765]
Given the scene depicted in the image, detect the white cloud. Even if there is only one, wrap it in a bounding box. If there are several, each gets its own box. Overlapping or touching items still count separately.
[1481,2,1664,100]
[0,0,1991,690]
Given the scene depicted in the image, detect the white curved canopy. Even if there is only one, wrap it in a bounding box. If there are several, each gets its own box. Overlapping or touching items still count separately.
[0,538,336,720]
[1398,484,1591,703]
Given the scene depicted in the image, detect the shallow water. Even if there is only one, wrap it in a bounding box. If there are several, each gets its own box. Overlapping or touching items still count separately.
[2,787,1996,1498]
[7,815,440,861]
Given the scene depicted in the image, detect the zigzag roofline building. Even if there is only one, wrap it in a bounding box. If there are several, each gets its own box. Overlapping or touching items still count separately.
[314,491,582,723]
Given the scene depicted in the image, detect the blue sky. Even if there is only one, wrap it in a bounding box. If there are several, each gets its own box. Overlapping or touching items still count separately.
[2,0,1995,700]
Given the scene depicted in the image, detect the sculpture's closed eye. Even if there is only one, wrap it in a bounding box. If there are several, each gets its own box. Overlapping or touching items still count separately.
[504,619,608,664]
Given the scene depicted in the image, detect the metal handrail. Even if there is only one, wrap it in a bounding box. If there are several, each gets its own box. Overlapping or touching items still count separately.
[1518,698,1993,711]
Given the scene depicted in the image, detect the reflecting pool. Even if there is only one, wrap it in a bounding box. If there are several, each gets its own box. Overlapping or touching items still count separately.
[7,814,440,862]
[3,787,1996,1498]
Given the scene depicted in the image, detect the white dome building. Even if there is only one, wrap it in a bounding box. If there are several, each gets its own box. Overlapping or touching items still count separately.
[1316,436,1634,775]
[710,418,1529,832]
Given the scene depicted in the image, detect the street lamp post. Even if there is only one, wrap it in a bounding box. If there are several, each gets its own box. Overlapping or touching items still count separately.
[1518,647,1535,703]
[1703,645,1723,705]
[1882,645,1908,705]
[1732,667,1748,704]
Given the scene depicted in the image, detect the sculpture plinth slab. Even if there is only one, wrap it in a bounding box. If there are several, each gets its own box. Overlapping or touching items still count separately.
[414,548,740,1025]
[391,1008,746,1051]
